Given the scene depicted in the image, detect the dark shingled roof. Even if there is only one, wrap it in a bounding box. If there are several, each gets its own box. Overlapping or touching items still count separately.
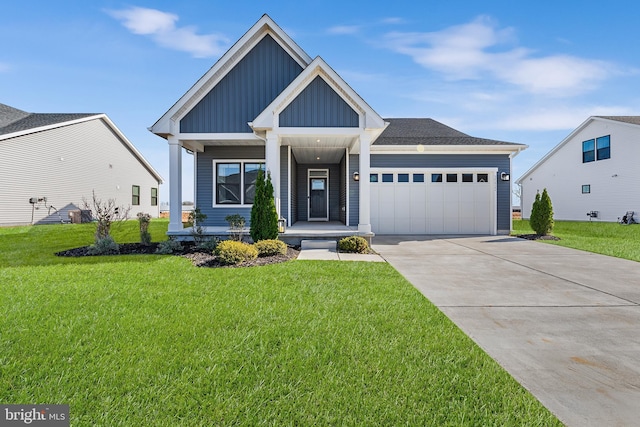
[596,116,640,126]
[375,118,521,146]
[0,103,97,137]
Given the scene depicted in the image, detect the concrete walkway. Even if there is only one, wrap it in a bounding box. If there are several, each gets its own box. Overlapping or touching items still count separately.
[372,235,640,427]
[297,240,385,262]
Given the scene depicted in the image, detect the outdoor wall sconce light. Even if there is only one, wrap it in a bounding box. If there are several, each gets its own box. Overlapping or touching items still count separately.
[500,172,510,181]
[278,218,286,233]
[353,171,359,181]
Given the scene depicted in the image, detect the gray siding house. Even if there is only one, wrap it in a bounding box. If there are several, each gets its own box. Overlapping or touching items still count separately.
[0,103,163,226]
[151,15,525,236]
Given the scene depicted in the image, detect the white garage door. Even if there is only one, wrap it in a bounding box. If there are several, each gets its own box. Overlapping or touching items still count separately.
[370,169,497,235]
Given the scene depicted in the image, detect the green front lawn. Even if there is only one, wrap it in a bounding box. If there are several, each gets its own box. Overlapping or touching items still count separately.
[0,221,560,426]
[513,219,640,262]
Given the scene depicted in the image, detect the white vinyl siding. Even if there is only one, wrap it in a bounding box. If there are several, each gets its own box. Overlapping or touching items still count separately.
[0,118,161,225]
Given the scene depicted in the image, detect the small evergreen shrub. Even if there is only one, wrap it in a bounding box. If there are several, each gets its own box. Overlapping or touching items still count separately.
[137,212,152,246]
[215,240,258,265]
[187,207,208,245]
[530,188,554,236]
[254,239,287,257]
[338,236,369,253]
[197,237,220,252]
[87,235,120,255]
[155,239,184,255]
[250,170,279,242]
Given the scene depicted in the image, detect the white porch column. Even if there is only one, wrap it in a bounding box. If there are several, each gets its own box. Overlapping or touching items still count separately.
[265,132,281,216]
[168,136,183,232]
[358,133,372,233]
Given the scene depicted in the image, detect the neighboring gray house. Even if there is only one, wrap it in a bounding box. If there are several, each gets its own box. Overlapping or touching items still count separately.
[517,116,640,222]
[151,15,525,236]
[0,103,163,226]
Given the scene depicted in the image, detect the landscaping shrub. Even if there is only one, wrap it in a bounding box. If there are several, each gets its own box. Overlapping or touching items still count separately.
[137,212,152,246]
[197,237,219,252]
[254,239,287,257]
[338,236,369,253]
[87,235,120,255]
[82,190,130,243]
[187,207,207,245]
[250,170,279,242]
[225,214,246,241]
[215,240,258,265]
[530,188,554,236]
[155,239,183,255]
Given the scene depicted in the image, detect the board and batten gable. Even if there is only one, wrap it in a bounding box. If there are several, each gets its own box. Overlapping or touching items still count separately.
[180,34,303,134]
[520,118,640,222]
[371,153,511,232]
[0,118,161,226]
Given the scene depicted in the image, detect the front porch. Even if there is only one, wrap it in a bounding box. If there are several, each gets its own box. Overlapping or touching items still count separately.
[168,221,372,246]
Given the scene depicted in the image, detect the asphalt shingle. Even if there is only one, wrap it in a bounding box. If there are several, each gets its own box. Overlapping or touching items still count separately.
[0,103,97,137]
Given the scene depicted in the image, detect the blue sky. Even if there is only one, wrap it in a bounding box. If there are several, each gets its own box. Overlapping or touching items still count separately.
[3,1,640,204]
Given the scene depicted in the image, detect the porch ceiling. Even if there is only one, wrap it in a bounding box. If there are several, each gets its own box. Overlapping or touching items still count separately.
[284,134,356,163]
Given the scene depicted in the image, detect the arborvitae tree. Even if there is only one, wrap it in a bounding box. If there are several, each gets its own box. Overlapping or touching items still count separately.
[536,188,554,236]
[530,188,554,236]
[250,170,279,241]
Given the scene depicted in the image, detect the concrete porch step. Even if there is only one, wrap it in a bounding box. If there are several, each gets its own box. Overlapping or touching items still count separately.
[300,240,337,250]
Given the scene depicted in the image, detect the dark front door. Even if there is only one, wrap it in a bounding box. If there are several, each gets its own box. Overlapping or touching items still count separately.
[309,177,328,220]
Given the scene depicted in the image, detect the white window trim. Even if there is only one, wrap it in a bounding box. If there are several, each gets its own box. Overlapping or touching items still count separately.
[212,159,265,207]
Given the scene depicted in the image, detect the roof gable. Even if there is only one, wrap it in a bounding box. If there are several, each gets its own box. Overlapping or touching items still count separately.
[150,14,312,137]
[251,56,385,131]
[179,34,303,134]
[0,103,30,128]
[516,116,640,183]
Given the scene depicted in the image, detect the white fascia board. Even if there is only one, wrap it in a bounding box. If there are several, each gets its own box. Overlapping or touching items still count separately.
[150,14,312,137]
[371,144,526,155]
[100,115,164,183]
[252,56,385,131]
[0,114,102,142]
[515,116,597,184]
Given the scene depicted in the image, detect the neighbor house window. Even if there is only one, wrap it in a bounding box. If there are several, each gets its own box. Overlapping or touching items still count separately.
[151,187,158,206]
[596,135,610,160]
[398,173,409,182]
[582,185,591,194]
[132,185,140,205]
[582,139,595,163]
[215,161,264,205]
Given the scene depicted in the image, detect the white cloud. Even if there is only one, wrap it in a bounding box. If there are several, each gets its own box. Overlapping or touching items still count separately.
[327,25,362,35]
[107,7,228,58]
[383,16,613,96]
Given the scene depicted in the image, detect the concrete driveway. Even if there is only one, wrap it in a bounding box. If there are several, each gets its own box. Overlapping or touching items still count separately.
[372,235,640,427]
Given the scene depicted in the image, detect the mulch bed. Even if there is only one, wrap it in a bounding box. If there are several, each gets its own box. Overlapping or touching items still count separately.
[55,242,300,268]
[516,234,561,241]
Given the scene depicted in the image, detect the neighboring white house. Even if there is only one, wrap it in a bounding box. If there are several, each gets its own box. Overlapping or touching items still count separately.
[0,103,163,226]
[517,116,640,222]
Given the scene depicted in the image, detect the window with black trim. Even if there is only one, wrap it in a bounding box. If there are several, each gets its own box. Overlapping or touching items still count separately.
[370,173,378,182]
[477,174,488,183]
[132,185,140,205]
[446,173,457,183]
[582,185,591,194]
[413,173,424,183]
[431,173,442,183]
[398,173,409,182]
[462,173,473,183]
[382,173,393,183]
[215,161,264,205]
[582,139,595,163]
[151,187,158,206]
[596,135,610,160]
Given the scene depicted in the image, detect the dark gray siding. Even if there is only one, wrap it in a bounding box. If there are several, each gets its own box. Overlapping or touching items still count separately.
[196,145,265,226]
[349,154,359,226]
[181,35,303,133]
[279,76,359,127]
[295,163,341,222]
[371,154,511,232]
